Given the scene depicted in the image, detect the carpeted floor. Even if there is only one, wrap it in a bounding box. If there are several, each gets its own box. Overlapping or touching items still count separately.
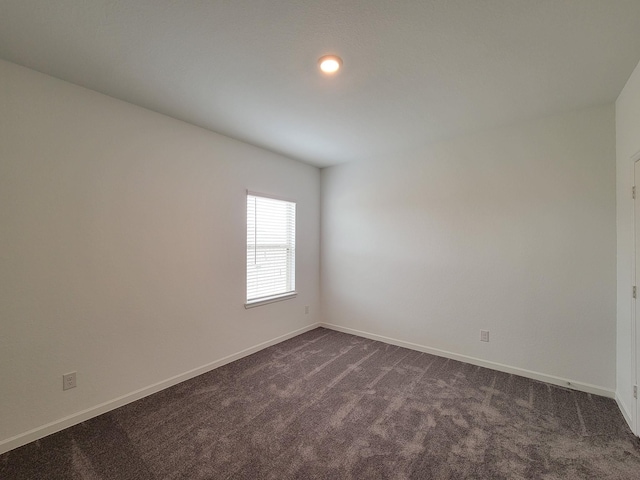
[2,327,640,479]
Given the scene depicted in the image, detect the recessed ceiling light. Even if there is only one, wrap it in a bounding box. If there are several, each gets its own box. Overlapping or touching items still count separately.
[318,55,342,74]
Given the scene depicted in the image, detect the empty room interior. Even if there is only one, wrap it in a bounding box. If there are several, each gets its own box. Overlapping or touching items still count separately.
[4,1,640,478]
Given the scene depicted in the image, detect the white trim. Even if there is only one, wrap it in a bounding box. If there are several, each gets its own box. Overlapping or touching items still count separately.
[632,151,640,435]
[617,392,634,431]
[0,322,321,455]
[245,292,297,308]
[320,323,615,398]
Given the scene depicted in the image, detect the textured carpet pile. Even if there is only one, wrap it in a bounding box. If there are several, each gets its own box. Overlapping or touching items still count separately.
[2,327,640,479]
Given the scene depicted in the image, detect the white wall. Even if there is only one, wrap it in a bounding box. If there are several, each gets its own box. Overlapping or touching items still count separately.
[616,58,640,431]
[0,59,320,451]
[322,105,616,393]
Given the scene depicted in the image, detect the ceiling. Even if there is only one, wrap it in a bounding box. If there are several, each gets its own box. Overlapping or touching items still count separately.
[2,1,640,168]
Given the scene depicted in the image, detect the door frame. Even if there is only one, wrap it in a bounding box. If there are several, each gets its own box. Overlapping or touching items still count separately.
[632,153,640,435]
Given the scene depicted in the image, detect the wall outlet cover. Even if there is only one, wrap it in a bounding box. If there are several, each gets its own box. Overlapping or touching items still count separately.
[63,372,77,390]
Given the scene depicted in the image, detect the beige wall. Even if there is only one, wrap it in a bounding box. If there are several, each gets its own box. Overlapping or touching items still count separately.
[322,105,616,393]
[0,59,320,451]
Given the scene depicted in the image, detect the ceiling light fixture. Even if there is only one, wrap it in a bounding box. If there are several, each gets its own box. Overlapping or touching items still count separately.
[318,55,342,74]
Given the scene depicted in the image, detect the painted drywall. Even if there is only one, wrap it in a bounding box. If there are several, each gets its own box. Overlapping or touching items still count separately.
[0,59,320,449]
[321,105,616,392]
[616,57,640,432]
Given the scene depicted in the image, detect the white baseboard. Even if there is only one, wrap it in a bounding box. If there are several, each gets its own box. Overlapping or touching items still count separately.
[616,392,634,432]
[320,323,615,399]
[0,322,321,456]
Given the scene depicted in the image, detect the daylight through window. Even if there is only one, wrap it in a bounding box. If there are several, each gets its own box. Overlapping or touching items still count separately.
[246,193,296,305]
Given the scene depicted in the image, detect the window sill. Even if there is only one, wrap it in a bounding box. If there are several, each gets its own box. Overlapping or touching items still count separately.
[245,292,297,309]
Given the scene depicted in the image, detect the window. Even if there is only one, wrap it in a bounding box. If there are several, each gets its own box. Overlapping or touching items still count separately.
[246,192,296,307]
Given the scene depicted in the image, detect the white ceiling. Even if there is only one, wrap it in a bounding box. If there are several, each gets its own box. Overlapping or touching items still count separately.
[2,1,640,168]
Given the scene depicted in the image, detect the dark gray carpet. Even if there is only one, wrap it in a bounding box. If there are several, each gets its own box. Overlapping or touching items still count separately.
[2,328,640,479]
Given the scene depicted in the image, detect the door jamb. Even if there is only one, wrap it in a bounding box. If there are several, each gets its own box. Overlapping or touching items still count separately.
[631,153,640,435]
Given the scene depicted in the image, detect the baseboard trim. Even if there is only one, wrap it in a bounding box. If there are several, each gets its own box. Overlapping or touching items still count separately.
[616,392,634,432]
[320,323,615,399]
[0,322,321,455]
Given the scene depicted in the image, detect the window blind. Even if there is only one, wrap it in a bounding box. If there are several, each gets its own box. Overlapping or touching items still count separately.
[247,194,296,303]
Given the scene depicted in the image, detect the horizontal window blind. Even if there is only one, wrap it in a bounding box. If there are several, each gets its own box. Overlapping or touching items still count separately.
[247,194,296,302]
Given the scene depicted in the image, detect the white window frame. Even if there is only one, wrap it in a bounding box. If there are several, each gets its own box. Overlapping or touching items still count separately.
[245,191,297,308]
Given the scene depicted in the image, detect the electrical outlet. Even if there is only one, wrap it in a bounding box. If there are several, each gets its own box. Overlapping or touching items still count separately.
[304,305,310,315]
[480,330,489,342]
[63,372,77,391]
